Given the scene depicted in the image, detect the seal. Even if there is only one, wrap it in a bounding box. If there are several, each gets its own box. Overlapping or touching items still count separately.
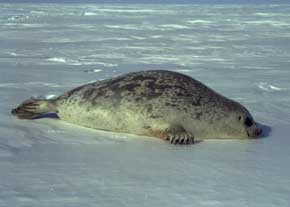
[11,70,262,144]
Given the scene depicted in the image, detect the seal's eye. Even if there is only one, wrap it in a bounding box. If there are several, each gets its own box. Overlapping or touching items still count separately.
[244,117,253,127]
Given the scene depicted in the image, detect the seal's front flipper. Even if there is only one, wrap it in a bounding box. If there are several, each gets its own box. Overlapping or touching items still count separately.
[166,125,194,145]
[11,99,57,119]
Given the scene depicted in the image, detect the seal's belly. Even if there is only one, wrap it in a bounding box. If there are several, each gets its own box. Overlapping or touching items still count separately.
[56,101,168,135]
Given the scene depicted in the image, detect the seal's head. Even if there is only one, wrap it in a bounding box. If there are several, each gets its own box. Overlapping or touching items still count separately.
[212,101,262,139]
[238,114,262,138]
[233,111,262,139]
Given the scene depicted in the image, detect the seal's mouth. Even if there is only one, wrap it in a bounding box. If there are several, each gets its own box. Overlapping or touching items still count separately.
[247,127,262,138]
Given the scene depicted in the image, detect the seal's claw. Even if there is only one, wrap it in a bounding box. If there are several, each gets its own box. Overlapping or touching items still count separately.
[166,128,194,145]
[180,138,184,144]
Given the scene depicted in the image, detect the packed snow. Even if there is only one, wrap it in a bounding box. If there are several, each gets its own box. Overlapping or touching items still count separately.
[0,3,290,207]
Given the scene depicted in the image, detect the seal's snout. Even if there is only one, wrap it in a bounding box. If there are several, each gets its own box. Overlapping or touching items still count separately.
[247,126,262,138]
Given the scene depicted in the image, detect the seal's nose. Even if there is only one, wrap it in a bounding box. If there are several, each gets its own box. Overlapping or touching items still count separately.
[255,127,262,137]
[247,127,262,138]
[11,108,17,115]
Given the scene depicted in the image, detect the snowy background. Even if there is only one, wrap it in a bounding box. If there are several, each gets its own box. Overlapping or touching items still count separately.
[1,3,290,207]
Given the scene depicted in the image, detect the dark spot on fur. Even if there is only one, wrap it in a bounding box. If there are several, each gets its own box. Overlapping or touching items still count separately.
[131,75,157,82]
[165,102,179,107]
[146,92,163,100]
[146,105,153,113]
[176,92,184,97]
[143,125,151,129]
[83,88,95,99]
[134,97,142,102]
[119,83,140,92]
[195,112,203,120]
[190,94,202,106]
[150,115,163,119]
[92,89,107,99]
[146,81,167,91]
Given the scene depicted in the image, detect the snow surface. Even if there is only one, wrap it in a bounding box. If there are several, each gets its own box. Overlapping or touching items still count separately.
[1,3,290,207]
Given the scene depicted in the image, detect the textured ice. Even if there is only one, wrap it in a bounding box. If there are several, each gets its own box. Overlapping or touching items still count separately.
[1,3,290,207]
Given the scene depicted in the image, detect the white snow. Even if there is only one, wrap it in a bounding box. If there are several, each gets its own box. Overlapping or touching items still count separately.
[159,24,191,29]
[257,82,287,91]
[47,57,67,63]
[1,3,290,207]
[83,12,98,16]
[187,20,213,24]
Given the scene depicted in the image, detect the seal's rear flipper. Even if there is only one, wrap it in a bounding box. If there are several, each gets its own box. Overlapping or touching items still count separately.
[11,99,57,119]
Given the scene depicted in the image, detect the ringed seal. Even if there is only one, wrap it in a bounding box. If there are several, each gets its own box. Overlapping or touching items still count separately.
[11,70,262,144]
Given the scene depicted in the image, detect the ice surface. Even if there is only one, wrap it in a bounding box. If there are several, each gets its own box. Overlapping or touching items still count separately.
[1,3,290,207]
